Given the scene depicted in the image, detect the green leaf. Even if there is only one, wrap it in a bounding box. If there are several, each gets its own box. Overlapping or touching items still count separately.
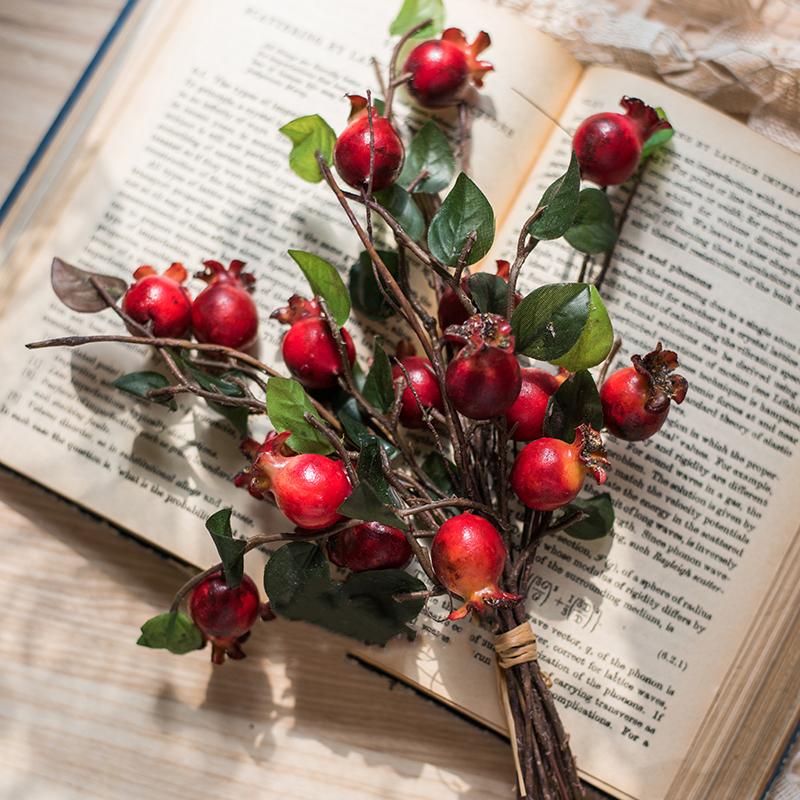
[264,542,425,645]
[266,376,334,455]
[288,250,350,326]
[428,173,495,266]
[641,108,674,161]
[376,185,425,243]
[279,114,336,183]
[205,508,246,588]
[543,370,603,442]
[339,483,402,527]
[355,438,392,503]
[389,0,444,39]
[529,152,581,240]
[339,445,402,528]
[207,401,249,437]
[113,371,177,411]
[398,120,455,194]
[552,285,613,372]
[564,188,617,254]
[337,404,399,461]
[422,452,456,495]
[362,338,394,413]
[561,494,615,540]
[349,249,400,321]
[511,283,589,361]
[468,273,508,315]
[137,612,205,655]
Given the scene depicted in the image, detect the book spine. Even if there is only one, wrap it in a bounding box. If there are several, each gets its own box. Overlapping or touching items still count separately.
[0,0,141,224]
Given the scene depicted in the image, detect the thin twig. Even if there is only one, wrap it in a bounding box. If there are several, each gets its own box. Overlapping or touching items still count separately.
[304,412,357,484]
[385,18,433,121]
[595,164,646,291]
[169,521,361,613]
[506,206,545,316]
[597,337,623,386]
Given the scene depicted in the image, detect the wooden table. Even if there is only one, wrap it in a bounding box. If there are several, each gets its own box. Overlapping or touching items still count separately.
[0,4,517,798]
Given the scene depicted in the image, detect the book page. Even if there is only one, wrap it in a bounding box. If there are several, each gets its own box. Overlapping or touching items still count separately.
[0,1,579,569]
[362,68,800,800]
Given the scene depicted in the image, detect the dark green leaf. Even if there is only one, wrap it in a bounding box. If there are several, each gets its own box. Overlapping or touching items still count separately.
[113,371,177,411]
[264,542,425,645]
[340,439,402,525]
[136,612,205,655]
[564,188,617,254]
[51,257,127,313]
[337,404,399,461]
[263,541,332,610]
[355,438,392,503]
[362,338,394,413]
[428,173,495,266]
[288,249,350,326]
[266,376,333,455]
[543,370,603,442]
[468,273,508,315]
[511,283,589,360]
[340,569,425,642]
[552,285,613,372]
[205,508,246,588]
[389,0,444,39]
[279,114,336,182]
[349,249,400,321]
[398,120,455,194]
[561,494,615,540]
[422,452,456,495]
[641,108,674,161]
[339,483,402,527]
[207,401,249,437]
[529,152,581,240]
[376,185,425,243]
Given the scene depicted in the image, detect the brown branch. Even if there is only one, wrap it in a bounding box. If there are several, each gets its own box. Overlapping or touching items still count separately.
[595,164,646,291]
[385,18,433,121]
[26,331,342,432]
[304,412,357,485]
[506,206,545,317]
[396,496,504,528]
[168,521,361,614]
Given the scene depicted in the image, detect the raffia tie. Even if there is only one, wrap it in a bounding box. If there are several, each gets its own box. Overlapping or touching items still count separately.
[495,621,539,668]
[495,621,542,798]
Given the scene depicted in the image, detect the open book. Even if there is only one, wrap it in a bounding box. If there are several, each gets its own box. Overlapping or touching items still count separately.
[1,1,798,799]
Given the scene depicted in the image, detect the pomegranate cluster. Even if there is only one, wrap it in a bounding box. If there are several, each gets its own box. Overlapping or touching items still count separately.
[122,258,259,350]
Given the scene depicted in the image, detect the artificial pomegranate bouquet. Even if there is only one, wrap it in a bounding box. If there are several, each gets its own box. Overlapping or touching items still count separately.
[28,2,685,798]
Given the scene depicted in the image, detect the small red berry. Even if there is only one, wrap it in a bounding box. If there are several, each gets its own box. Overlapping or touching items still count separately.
[511,424,609,511]
[573,97,672,186]
[122,263,192,337]
[326,522,412,572]
[505,368,561,441]
[392,355,443,428]
[234,432,351,530]
[189,571,261,664]
[431,513,521,620]
[334,96,404,191]
[191,259,259,349]
[404,29,493,108]
[600,343,688,441]
[437,260,520,333]
[444,313,522,420]
[272,295,356,390]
